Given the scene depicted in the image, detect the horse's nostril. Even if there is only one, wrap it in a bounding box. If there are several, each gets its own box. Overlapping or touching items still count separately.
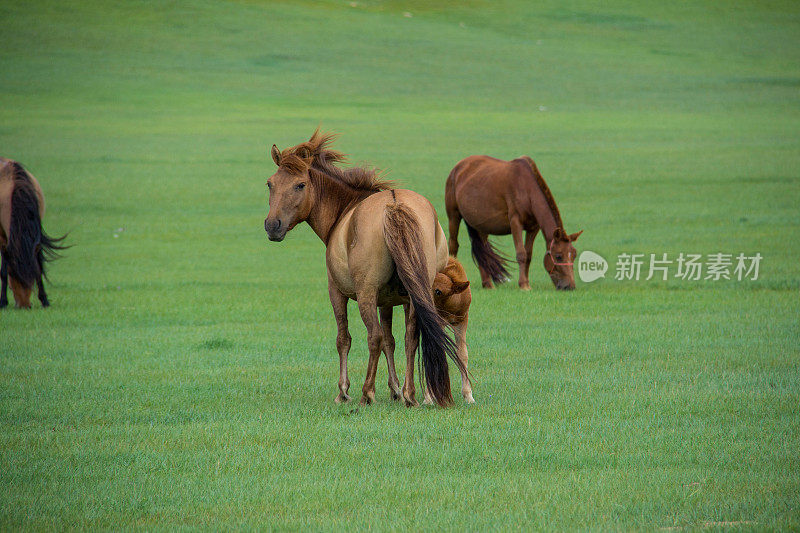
[264,219,269,231]
[276,219,282,230]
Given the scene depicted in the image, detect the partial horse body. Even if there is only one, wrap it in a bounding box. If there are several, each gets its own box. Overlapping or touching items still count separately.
[445,155,582,290]
[263,130,464,407]
[0,158,66,308]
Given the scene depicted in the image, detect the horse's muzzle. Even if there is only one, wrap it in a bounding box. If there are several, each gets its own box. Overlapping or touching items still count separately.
[265,218,285,242]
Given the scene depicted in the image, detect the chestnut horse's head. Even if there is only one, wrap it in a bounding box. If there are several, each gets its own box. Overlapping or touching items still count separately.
[264,144,315,242]
[543,228,582,290]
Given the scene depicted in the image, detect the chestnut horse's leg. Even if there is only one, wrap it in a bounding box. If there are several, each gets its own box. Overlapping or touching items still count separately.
[446,208,461,258]
[328,277,352,403]
[522,228,539,289]
[379,306,402,400]
[454,319,474,404]
[510,217,532,290]
[445,175,461,257]
[402,302,420,407]
[0,250,8,308]
[357,295,383,406]
[474,231,495,289]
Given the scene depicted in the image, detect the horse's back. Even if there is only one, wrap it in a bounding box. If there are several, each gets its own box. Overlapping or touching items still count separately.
[326,189,447,300]
[449,155,524,233]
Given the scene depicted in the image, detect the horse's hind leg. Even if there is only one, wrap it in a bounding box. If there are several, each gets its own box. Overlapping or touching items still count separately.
[0,251,8,308]
[401,303,420,407]
[379,306,402,401]
[328,277,352,403]
[445,172,461,257]
[357,294,383,406]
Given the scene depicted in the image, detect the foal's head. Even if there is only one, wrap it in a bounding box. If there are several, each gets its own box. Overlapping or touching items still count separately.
[544,228,583,290]
[433,257,471,322]
[264,144,316,242]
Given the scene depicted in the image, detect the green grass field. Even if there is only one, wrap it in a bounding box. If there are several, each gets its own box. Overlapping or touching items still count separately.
[2,0,799,529]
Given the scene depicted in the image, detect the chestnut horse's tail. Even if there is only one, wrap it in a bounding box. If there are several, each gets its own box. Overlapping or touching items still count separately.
[465,223,510,285]
[383,202,462,407]
[7,162,67,288]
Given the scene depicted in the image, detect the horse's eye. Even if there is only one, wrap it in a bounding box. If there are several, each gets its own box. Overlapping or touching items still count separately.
[435,289,442,296]
[267,182,272,190]
[295,183,306,191]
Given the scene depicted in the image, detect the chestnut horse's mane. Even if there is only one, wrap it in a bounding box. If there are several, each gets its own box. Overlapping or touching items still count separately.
[278,129,392,193]
[521,156,563,230]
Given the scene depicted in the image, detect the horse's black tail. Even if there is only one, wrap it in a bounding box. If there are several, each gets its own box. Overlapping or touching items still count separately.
[465,223,509,285]
[7,163,68,288]
[383,202,463,407]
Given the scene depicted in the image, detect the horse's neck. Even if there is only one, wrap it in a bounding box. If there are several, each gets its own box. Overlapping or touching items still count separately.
[305,173,367,244]
[520,181,560,239]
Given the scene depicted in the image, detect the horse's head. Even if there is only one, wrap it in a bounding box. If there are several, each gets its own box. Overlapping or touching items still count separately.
[264,144,315,242]
[544,228,582,290]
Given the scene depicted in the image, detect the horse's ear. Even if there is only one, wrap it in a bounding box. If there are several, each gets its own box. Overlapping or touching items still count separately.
[271,144,281,166]
[569,230,583,242]
[553,227,566,241]
[452,280,470,294]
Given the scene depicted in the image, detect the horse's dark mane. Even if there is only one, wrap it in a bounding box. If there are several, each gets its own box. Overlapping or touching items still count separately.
[277,129,392,194]
[521,156,563,230]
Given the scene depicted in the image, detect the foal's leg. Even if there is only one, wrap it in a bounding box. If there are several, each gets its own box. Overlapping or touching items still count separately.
[454,318,474,404]
[0,251,8,308]
[328,279,352,403]
[379,306,402,401]
[522,228,538,289]
[510,216,530,290]
[402,303,420,407]
[357,294,383,406]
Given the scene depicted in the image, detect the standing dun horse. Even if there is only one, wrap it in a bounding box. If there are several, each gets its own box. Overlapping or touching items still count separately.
[263,130,465,407]
[445,155,582,290]
[0,158,66,308]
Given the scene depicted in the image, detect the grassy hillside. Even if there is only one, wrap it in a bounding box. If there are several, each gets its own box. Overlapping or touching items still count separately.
[1,0,798,529]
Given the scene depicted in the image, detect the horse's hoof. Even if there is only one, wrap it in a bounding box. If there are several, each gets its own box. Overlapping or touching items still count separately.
[334,392,351,404]
[359,394,374,406]
[403,396,419,408]
[519,283,531,291]
[482,283,494,289]
[464,393,475,404]
[390,389,402,401]
[0,301,7,309]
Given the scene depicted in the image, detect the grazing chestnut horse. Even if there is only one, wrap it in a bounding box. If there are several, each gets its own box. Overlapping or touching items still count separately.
[263,130,464,407]
[0,158,66,308]
[445,155,582,290]
[432,257,474,403]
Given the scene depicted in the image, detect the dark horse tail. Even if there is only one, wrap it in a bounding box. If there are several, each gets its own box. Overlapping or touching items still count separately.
[383,202,463,407]
[7,162,68,288]
[465,223,509,285]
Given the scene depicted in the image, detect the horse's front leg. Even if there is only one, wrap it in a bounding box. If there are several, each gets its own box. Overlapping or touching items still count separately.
[522,228,538,289]
[0,250,8,308]
[357,294,383,405]
[510,217,530,290]
[379,306,402,401]
[402,303,420,407]
[328,278,352,403]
